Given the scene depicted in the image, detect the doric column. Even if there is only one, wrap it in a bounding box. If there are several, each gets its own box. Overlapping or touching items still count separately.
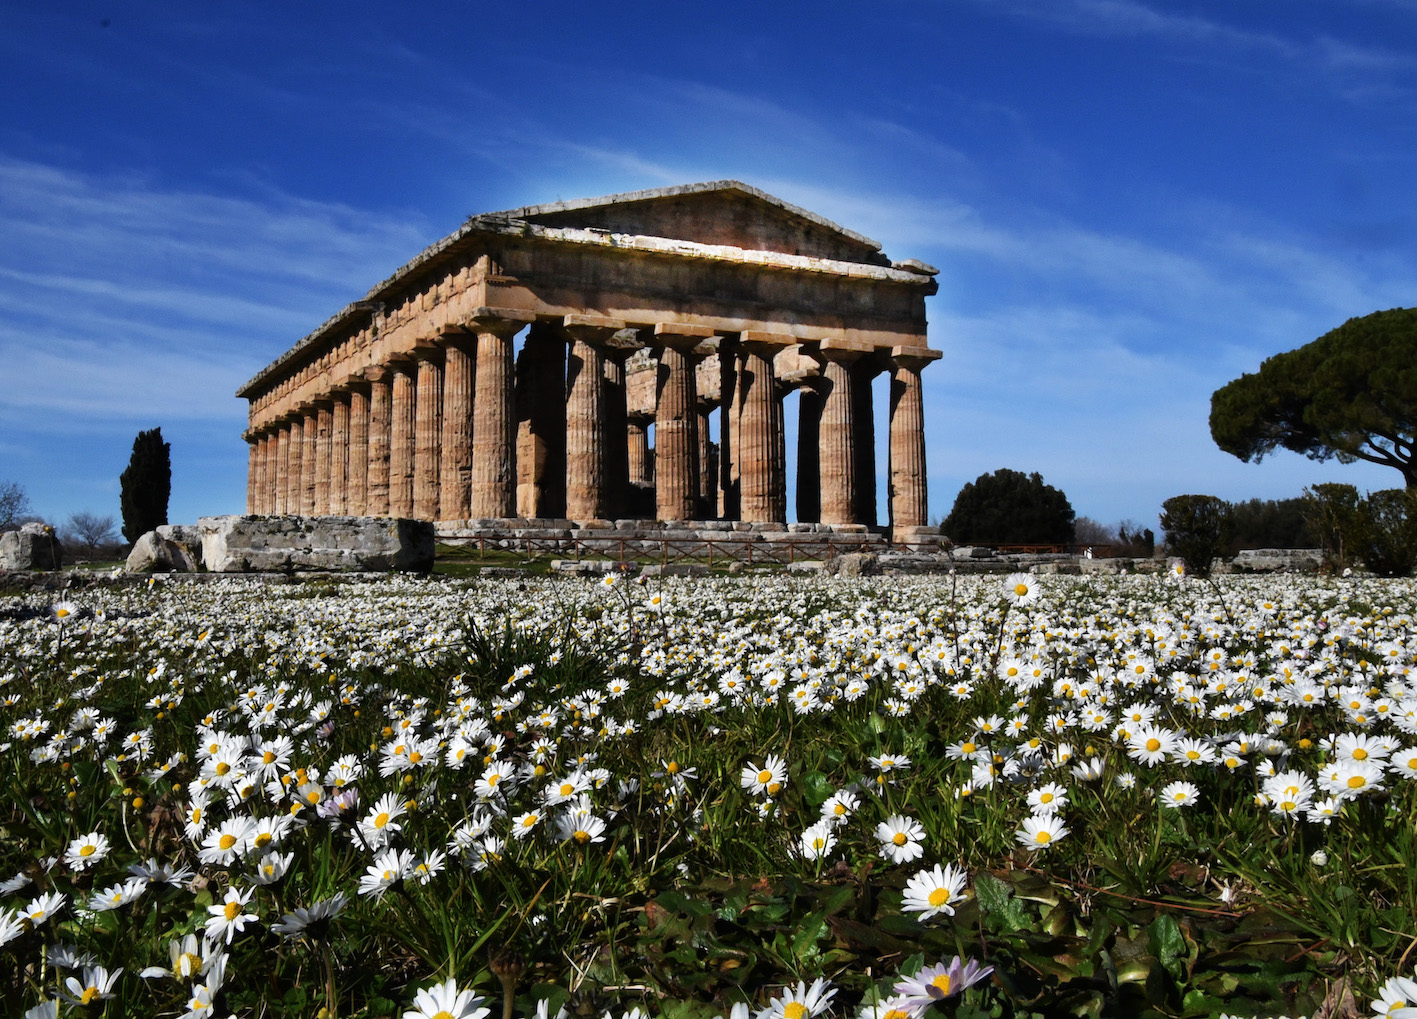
[346,382,370,516]
[389,362,417,519]
[515,322,567,519]
[263,430,279,514]
[563,314,626,522]
[300,406,319,516]
[737,332,788,524]
[819,342,865,526]
[314,401,334,515]
[852,356,882,527]
[280,422,298,514]
[602,332,643,520]
[330,395,350,515]
[796,382,824,523]
[652,323,715,521]
[365,367,393,517]
[439,334,476,522]
[413,349,443,521]
[246,436,261,514]
[471,309,533,519]
[719,335,740,520]
[888,347,942,531]
[627,413,652,486]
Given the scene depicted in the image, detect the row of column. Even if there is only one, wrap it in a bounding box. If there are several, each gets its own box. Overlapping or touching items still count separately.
[245,315,936,528]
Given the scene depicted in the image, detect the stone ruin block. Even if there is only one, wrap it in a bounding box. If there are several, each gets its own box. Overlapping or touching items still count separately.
[0,523,64,571]
[126,525,203,573]
[198,515,434,573]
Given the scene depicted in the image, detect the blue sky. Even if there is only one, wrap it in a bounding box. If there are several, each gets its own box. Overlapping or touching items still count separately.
[3,1,1416,534]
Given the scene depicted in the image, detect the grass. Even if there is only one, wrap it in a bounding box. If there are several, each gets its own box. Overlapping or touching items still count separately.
[0,569,1412,1018]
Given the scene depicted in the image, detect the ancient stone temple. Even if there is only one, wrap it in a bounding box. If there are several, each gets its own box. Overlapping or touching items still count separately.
[237,181,941,535]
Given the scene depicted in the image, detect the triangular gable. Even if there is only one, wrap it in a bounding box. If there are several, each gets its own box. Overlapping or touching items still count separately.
[484,181,889,266]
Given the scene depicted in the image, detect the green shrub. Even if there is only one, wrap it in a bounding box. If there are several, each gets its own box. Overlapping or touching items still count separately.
[1160,494,1231,577]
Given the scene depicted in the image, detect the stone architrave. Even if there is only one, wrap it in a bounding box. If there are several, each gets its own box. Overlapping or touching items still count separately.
[652,323,715,521]
[314,402,334,515]
[888,347,941,530]
[470,309,534,519]
[413,349,444,521]
[563,314,626,522]
[515,321,567,518]
[330,395,350,515]
[347,381,371,516]
[439,334,476,521]
[737,332,788,524]
[389,363,417,519]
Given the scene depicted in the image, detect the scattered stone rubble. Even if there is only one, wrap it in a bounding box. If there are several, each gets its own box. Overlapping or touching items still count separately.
[0,522,63,571]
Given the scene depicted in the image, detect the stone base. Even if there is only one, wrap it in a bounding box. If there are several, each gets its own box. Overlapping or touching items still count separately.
[0,523,63,571]
[198,515,434,573]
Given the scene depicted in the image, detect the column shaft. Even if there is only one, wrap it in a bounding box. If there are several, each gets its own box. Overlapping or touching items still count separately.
[738,343,786,523]
[852,360,878,526]
[796,385,823,523]
[246,440,260,514]
[654,343,700,521]
[263,432,279,514]
[330,397,349,515]
[515,324,567,518]
[602,350,635,520]
[347,386,370,516]
[471,327,518,518]
[563,316,625,521]
[440,340,475,521]
[389,365,416,518]
[820,354,859,525]
[414,355,443,520]
[300,410,318,515]
[314,404,333,515]
[889,354,934,529]
[280,424,297,514]
[366,374,392,516]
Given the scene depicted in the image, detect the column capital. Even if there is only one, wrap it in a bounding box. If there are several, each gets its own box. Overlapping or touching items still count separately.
[358,364,393,384]
[410,340,445,362]
[653,322,719,352]
[467,306,536,336]
[564,313,627,341]
[739,329,796,355]
[890,345,943,372]
[818,337,875,363]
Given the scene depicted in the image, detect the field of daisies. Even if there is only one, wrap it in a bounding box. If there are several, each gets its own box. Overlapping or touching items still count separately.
[3,566,1417,1019]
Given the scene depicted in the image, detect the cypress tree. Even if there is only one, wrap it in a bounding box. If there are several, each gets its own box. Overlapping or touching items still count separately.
[120,428,171,543]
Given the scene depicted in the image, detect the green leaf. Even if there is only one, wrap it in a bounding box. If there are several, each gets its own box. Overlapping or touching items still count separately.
[975,872,1031,933]
[801,770,833,806]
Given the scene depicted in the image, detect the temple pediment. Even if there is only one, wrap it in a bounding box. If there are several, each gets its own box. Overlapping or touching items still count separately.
[475,181,892,266]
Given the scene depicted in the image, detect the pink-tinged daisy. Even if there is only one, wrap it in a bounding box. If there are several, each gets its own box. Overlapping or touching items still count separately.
[893,956,994,1013]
